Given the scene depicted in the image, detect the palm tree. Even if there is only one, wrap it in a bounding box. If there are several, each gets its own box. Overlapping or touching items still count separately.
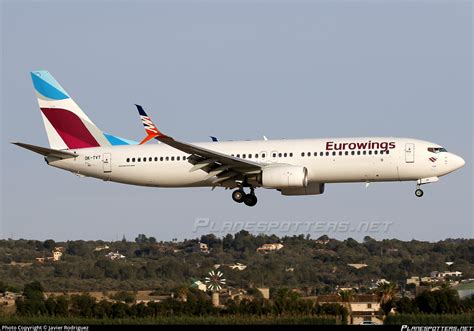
[338,290,355,324]
[376,282,397,315]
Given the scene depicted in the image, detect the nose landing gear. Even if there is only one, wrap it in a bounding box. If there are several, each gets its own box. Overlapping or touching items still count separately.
[232,187,258,207]
[415,187,424,197]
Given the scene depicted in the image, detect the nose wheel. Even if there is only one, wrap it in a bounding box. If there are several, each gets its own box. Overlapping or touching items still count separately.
[415,188,424,197]
[232,188,258,206]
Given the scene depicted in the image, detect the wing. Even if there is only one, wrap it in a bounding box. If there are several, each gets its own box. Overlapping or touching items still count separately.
[133,105,265,187]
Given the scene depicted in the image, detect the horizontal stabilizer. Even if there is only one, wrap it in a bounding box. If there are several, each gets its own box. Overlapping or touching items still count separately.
[12,142,78,159]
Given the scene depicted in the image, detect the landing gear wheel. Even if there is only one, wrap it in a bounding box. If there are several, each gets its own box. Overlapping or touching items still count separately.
[244,194,258,207]
[232,190,246,203]
[415,188,424,197]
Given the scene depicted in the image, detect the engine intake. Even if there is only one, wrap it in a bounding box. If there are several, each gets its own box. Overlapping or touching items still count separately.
[261,165,308,189]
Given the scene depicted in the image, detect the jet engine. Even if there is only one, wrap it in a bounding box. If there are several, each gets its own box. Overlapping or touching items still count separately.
[261,165,308,189]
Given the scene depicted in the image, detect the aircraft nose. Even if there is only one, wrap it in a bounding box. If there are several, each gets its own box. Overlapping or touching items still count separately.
[452,154,465,170]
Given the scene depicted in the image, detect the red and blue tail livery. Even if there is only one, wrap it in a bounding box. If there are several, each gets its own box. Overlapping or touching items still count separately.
[31,70,136,150]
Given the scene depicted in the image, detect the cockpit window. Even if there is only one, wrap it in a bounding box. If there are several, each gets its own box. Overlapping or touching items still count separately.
[428,147,447,153]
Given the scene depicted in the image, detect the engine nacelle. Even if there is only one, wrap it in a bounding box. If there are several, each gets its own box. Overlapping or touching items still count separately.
[280,183,325,196]
[261,165,308,189]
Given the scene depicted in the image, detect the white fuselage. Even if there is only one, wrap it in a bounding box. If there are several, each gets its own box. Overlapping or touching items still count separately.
[46,137,464,190]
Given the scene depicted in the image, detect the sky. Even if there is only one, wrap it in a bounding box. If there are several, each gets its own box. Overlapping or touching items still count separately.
[1,0,472,242]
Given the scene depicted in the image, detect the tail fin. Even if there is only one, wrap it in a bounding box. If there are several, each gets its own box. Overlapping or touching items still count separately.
[31,70,114,149]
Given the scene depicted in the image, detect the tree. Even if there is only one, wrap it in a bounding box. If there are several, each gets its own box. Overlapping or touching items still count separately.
[111,291,136,304]
[43,239,56,250]
[338,290,354,324]
[55,295,69,317]
[70,294,96,317]
[23,281,44,300]
[0,281,7,294]
[376,282,397,315]
[394,296,418,314]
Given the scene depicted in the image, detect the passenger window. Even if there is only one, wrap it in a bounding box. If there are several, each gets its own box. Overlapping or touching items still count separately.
[314,152,318,157]
[345,151,348,156]
[143,158,146,162]
[307,152,311,157]
[363,151,367,155]
[132,158,136,162]
[248,154,252,159]
[386,150,390,155]
[255,154,258,158]
[138,158,141,162]
[301,152,305,157]
[284,153,287,157]
[148,157,152,161]
[272,153,276,157]
[374,151,378,155]
[278,153,282,157]
[160,157,163,161]
[351,151,355,155]
[326,152,329,156]
[369,151,372,155]
[262,153,266,158]
[320,152,323,156]
[289,153,293,157]
[154,157,158,161]
[171,156,175,161]
[165,156,169,161]
[177,156,180,161]
[339,151,343,156]
[126,158,130,163]
[332,151,336,156]
[242,154,246,159]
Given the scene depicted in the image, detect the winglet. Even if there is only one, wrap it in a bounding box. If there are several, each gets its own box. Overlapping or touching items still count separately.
[134,105,168,144]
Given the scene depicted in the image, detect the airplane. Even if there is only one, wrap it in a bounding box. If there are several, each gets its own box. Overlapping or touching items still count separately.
[13,70,465,207]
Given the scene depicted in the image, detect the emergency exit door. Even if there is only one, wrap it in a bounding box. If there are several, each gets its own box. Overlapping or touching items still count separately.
[405,143,415,163]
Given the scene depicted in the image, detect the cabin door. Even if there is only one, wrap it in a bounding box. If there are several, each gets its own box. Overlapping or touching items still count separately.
[103,153,112,172]
[405,143,415,163]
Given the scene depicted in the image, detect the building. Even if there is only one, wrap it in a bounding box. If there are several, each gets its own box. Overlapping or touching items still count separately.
[438,271,462,278]
[35,247,64,263]
[406,276,420,286]
[105,251,125,260]
[257,288,270,299]
[191,279,207,292]
[308,294,383,325]
[199,242,209,253]
[347,263,368,269]
[229,263,247,271]
[256,243,284,252]
[94,245,110,252]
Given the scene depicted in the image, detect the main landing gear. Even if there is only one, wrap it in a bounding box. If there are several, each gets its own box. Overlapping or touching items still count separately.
[232,187,258,207]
